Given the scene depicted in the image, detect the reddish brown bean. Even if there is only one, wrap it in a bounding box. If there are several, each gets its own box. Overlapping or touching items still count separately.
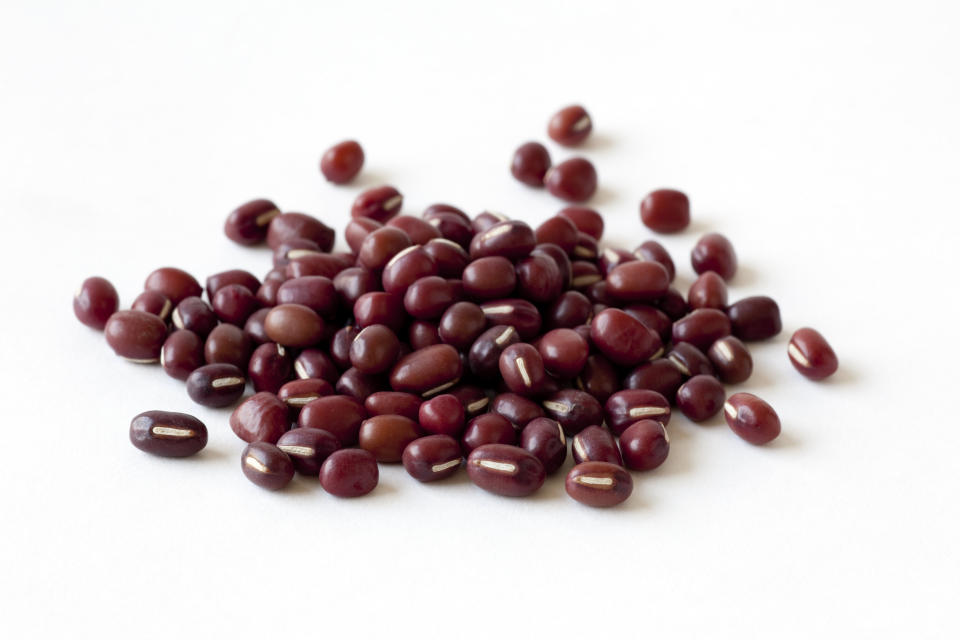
[73,276,119,329]
[620,420,670,471]
[130,410,207,458]
[277,427,340,475]
[688,271,728,310]
[515,254,563,303]
[462,413,516,453]
[511,141,551,186]
[724,392,781,445]
[144,267,202,306]
[352,185,403,223]
[350,324,401,374]
[358,227,412,270]
[320,449,379,497]
[691,233,737,280]
[365,391,422,422]
[571,424,622,466]
[548,105,592,146]
[404,276,459,320]
[606,261,670,302]
[276,276,337,318]
[402,435,463,482]
[248,343,293,393]
[105,310,168,363]
[172,296,217,338]
[672,308,732,351]
[320,140,364,184]
[727,296,782,341]
[480,299,542,339]
[575,354,620,403]
[788,327,838,380]
[204,324,252,369]
[264,304,324,347]
[299,395,366,446]
[353,292,405,332]
[541,389,603,436]
[469,220,536,261]
[389,344,463,397]
[558,206,603,241]
[225,199,280,245]
[382,246,438,295]
[499,343,547,396]
[467,444,545,497]
[707,336,753,384]
[241,443,294,490]
[359,414,421,463]
[605,389,671,435]
[676,375,725,422]
[293,349,339,384]
[212,284,259,326]
[132,290,172,321]
[267,212,335,252]
[463,256,517,300]
[640,189,690,233]
[230,392,289,444]
[565,462,632,508]
[278,378,334,413]
[418,393,466,438]
[490,392,544,429]
[667,342,715,378]
[623,359,685,403]
[345,217,383,254]
[161,329,204,380]
[589,308,662,367]
[186,363,246,407]
[520,417,566,474]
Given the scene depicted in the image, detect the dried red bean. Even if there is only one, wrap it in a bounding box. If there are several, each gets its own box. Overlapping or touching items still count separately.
[276,276,337,317]
[225,199,280,245]
[359,414,421,463]
[727,296,782,341]
[572,232,599,261]
[264,304,324,347]
[672,308,732,351]
[511,141,551,186]
[605,389,671,435]
[248,342,293,393]
[186,363,246,407]
[541,389,603,436]
[469,220,536,261]
[471,211,509,234]
[353,292,405,333]
[404,276,459,320]
[320,140,364,184]
[658,286,688,320]
[534,216,579,254]
[345,217,383,254]
[548,105,592,146]
[619,420,669,471]
[461,413,517,454]
[480,299,542,339]
[403,435,463,482]
[365,391,422,422]
[622,305,672,345]
[230,392,289,444]
[467,444,545,497]
[206,269,262,302]
[607,261,670,302]
[450,386,490,418]
[352,185,403,223]
[132,290,172,321]
[520,417,566,474]
[384,216,438,247]
[105,310,168,363]
[212,284,259,326]
[255,278,284,307]
[171,297,217,338]
[336,367,386,399]
[571,425,622,465]
[589,308,662,367]
[623,359,685,402]
[320,449,379,497]
[276,427,340,475]
[537,328,588,379]
[278,378,334,414]
[490,392,544,429]
[463,256,517,300]
[241,442,294,490]
[676,374,725,422]
[576,354,620,403]
[425,213,473,249]
[545,291,592,330]
[74,276,119,330]
[329,326,360,369]
[499,343,547,396]
[558,206,603,241]
[161,329,204,380]
[632,240,676,282]
[285,253,343,279]
[382,246,438,295]
[358,227,412,270]
[204,324,252,369]
[144,267,202,306]
[640,189,690,233]
[349,324,401,374]
[545,157,597,202]
[267,212,334,252]
[423,238,470,277]
[293,349,339,384]
[707,336,753,384]
[273,238,322,268]
[130,410,207,458]
[468,325,520,380]
[667,342,714,379]
[299,395,366,446]
[333,267,380,309]
[691,233,737,280]
[515,254,563,303]
[565,462,632,508]
[724,393,781,445]
[688,271,728,310]
[788,327,838,380]
[389,344,463,397]
[434,301,485,350]
[408,321,441,350]
[417,394,466,438]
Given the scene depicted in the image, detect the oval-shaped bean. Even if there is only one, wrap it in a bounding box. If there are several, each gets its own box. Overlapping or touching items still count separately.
[264,304,325,347]
[224,199,280,245]
[480,299,542,340]
[672,308,731,351]
[541,389,603,436]
[358,414,421,463]
[707,336,753,384]
[277,378,334,412]
[676,374,726,422]
[469,220,536,260]
[320,449,379,497]
[402,435,463,482]
[160,329,204,381]
[788,327,838,380]
[605,389,671,435]
[565,461,633,508]
[462,413,517,453]
[467,444,546,497]
[248,342,293,393]
[267,212,335,252]
[688,271,728,310]
[691,233,737,280]
[130,410,207,458]
[520,417,567,474]
[74,276,119,330]
[571,425,622,465]
[241,442,294,490]
[389,344,463,397]
[606,261,670,302]
[230,392,289,444]
[724,392,781,445]
[105,310,168,363]
[619,420,670,471]
[623,358,685,403]
[351,185,403,223]
[418,394,466,438]
[276,427,340,475]
[144,267,203,306]
[298,395,367,446]
[186,363,246,407]
[499,343,547,396]
[589,308,662,367]
[727,296,782,341]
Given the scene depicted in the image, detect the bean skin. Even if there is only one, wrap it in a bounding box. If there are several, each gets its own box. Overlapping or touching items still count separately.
[467,444,546,497]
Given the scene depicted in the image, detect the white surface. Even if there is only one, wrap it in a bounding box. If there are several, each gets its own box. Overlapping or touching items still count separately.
[1,1,958,637]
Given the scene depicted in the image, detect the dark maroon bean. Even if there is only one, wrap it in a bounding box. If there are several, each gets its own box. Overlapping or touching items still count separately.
[788,327,838,380]
[329,326,360,369]
[320,139,364,184]
[130,410,207,458]
[605,389,671,435]
[543,292,589,330]
[450,385,490,418]
[244,308,271,345]
[425,213,473,249]
[623,359,685,402]
[353,292,405,332]
[469,325,520,379]
[558,206,603,241]
[640,189,690,233]
[490,392,544,429]
[424,203,469,223]
[545,157,597,202]
[248,342,293,393]
[105,310,167,363]
[277,427,340,475]
[724,393,781,445]
[658,286,688,320]
[206,269,262,302]
[463,256,516,300]
[691,233,737,280]
[633,240,676,282]
[548,105,592,146]
[666,342,713,379]
[708,336,753,384]
[403,276,458,319]
[537,328,588,379]
[160,329,203,380]
[727,296,782,341]
[586,280,616,306]
[345,217,383,254]
[365,391,422,421]
[171,296,216,338]
[532,243,572,288]
[471,210,509,234]
[408,320,441,350]
[565,461,631,507]
[590,308,662,367]
[511,141,551,186]
[382,246,437,295]
[144,267,202,307]
[285,253,343,279]
[267,212,334,252]
[499,343,547,396]
[230,392,289,444]
[436,301,485,350]
[299,395,366,446]
[185,363,245,407]
[212,284,259,326]
[278,378,334,413]
[241,442,294,490]
[672,308,732,351]
[333,267,380,309]
[467,444,545,497]
[349,324,400,374]
[352,185,403,223]
[462,413,517,453]
[263,304,324,347]
[515,254,563,304]
[620,420,670,471]
[480,299,541,339]
[336,367,386,399]
[417,394,466,438]
[520,417,566,474]
[255,278,284,307]
[676,374,725,422]
[358,227,411,270]
[469,220,536,261]
[358,414,421,462]
[132,290,172,321]
[535,216,578,254]
[571,425,621,465]
[276,276,337,318]
[576,355,619,403]
[688,272,728,310]
[422,238,470,277]
[204,324,252,368]
[320,449,379,497]
[623,305,672,345]
[272,238,322,268]
[389,344,463,397]
[73,276,118,330]
[402,435,463,482]
[293,349,339,384]
[225,199,280,245]
[571,232,599,261]
[606,261,670,303]
[542,389,603,436]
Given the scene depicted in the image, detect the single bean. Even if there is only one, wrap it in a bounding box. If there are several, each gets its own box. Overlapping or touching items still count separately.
[186,363,246,407]
[467,444,545,497]
[620,420,670,471]
[788,327,838,380]
[402,435,463,482]
[565,462,632,508]
[130,410,207,458]
[230,391,290,443]
[241,442,294,490]
[320,449,379,497]
[277,427,340,475]
[73,276,119,329]
[724,392,781,445]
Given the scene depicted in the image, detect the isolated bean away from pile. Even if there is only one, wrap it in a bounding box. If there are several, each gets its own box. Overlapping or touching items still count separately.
[73,104,840,508]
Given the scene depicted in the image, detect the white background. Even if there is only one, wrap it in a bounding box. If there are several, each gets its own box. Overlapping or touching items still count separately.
[1,1,958,637]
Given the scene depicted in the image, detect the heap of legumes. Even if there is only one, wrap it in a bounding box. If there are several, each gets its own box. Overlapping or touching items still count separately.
[72,105,839,507]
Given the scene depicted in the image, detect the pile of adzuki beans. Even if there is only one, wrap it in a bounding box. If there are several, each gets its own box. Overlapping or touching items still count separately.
[73,105,839,507]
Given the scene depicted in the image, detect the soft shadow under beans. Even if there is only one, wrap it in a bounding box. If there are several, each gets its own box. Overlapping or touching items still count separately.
[586,185,618,208]
[577,131,616,153]
[346,169,393,191]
